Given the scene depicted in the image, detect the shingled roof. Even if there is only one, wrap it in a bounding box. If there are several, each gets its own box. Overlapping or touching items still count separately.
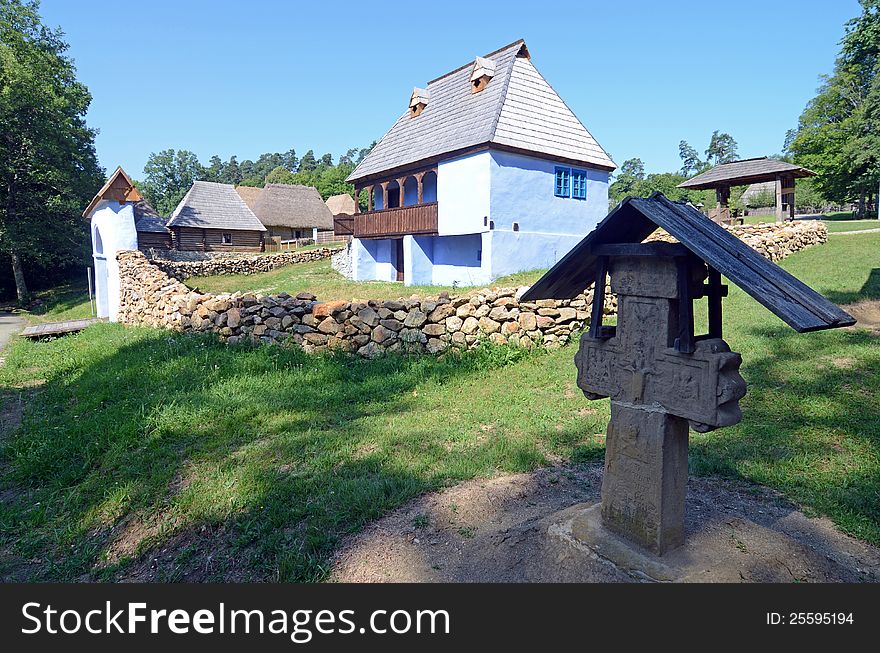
[252,184,333,230]
[347,40,615,184]
[678,157,816,190]
[522,193,853,333]
[132,200,168,233]
[326,193,356,216]
[167,181,266,232]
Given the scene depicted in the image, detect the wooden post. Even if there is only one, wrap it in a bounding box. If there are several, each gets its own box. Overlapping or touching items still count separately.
[367,186,373,212]
[381,182,389,211]
[715,185,730,224]
[775,175,783,223]
[397,177,407,207]
[416,172,425,205]
[353,186,360,214]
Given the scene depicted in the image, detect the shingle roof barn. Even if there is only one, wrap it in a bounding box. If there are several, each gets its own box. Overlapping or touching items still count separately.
[235,185,263,211]
[347,39,615,184]
[678,157,816,190]
[252,184,334,230]
[326,193,356,216]
[522,193,854,333]
[132,200,168,233]
[167,181,266,231]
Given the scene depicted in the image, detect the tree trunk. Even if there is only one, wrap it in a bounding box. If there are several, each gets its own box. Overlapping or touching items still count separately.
[858,189,867,218]
[11,251,29,304]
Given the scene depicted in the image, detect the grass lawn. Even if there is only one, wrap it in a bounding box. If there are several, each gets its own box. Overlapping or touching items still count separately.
[825,220,880,233]
[1,233,878,582]
[21,282,95,324]
[193,257,539,301]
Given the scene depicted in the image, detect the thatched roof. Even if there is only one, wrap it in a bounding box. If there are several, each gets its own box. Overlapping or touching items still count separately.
[252,184,334,230]
[167,181,266,232]
[326,193,356,216]
[678,158,815,190]
[740,181,777,206]
[235,185,263,211]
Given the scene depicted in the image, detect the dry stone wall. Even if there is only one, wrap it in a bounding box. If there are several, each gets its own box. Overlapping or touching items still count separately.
[116,220,827,358]
[647,220,827,262]
[117,250,609,357]
[151,247,342,280]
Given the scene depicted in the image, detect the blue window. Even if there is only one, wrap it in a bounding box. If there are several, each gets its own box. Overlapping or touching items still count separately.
[571,169,587,200]
[554,167,570,197]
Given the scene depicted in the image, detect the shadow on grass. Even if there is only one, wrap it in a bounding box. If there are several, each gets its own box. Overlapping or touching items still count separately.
[690,323,880,543]
[0,325,566,582]
[824,268,880,306]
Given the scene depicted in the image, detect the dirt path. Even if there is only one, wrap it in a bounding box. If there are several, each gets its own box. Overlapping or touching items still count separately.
[0,312,25,366]
[329,463,880,583]
[843,300,880,332]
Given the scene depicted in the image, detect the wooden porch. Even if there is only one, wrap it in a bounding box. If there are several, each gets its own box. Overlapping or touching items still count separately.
[352,202,438,239]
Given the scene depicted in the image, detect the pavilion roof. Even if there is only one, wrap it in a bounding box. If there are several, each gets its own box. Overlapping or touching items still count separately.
[677,157,815,190]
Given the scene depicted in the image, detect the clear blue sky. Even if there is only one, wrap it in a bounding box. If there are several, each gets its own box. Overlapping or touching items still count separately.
[40,0,859,178]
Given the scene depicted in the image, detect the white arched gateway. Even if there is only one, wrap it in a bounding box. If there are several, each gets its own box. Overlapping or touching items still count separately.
[82,167,141,321]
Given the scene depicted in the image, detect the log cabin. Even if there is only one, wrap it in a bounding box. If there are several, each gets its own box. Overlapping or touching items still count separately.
[167,181,266,252]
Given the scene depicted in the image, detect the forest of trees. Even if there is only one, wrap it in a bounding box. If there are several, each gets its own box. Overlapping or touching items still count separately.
[0,0,104,302]
[139,145,375,217]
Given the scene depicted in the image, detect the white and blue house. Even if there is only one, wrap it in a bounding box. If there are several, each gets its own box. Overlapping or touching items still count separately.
[343,39,616,286]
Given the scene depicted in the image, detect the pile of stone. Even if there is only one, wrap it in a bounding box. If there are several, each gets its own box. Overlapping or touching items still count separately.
[151,247,343,280]
[116,250,612,357]
[647,220,827,263]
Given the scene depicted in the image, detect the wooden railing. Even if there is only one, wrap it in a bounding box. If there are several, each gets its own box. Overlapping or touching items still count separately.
[353,202,438,239]
[333,214,354,236]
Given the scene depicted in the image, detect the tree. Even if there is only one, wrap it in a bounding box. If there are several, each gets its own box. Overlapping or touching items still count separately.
[609,157,645,203]
[0,0,104,302]
[678,140,704,176]
[790,0,880,214]
[280,148,297,172]
[319,152,333,168]
[141,149,204,216]
[298,150,317,173]
[204,155,223,182]
[219,155,242,185]
[264,166,297,185]
[705,131,738,166]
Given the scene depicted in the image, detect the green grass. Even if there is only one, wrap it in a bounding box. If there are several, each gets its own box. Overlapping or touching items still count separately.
[825,220,880,233]
[23,282,95,324]
[1,233,879,582]
[193,257,536,301]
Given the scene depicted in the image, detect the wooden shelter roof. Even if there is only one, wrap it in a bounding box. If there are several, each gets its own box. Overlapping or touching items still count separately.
[252,184,334,230]
[82,166,142,217]
[677,157,816,190]
[522,193,853,333]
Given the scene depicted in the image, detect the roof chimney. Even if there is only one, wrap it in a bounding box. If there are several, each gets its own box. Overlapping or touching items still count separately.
[410,87,430,117]
[470,56,496,93]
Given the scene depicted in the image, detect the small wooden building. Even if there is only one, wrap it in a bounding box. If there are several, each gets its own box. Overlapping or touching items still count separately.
[251,184,334,241]
[167,181,266,252]
[678,157,816,224]
[132,200,172,250]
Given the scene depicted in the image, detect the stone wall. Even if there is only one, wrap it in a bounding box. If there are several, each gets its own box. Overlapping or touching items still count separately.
[117,250,611,356]
[116,220,827,358]
[647,220,828,262]
[150,247,343,280]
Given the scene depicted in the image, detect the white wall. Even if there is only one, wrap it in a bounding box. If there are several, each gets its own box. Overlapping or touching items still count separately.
[351,238,396,282]
[89,201,138,321]
[437,151,491,236]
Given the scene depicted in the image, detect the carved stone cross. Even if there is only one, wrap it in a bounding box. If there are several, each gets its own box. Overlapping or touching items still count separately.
[576,244,746,554]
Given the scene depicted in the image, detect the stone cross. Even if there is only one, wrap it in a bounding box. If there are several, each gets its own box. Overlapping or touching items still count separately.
[575,245,746,554]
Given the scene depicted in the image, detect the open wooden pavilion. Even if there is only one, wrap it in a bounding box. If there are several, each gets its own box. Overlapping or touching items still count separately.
[678,157,816,224]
